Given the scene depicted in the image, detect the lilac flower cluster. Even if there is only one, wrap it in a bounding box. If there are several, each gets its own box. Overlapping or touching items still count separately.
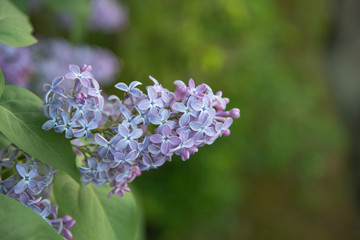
[0,43,34,87]
[0,144,75,239]
[42,64,240,198]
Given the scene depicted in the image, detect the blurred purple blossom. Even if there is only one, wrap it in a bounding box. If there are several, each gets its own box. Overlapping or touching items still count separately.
[89,0,129,33]
[0,43,34,87]
[30,39,121,93]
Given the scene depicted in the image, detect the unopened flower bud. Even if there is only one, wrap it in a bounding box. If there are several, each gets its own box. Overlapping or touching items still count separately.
[223,129,231,136]
[230,108,240,118]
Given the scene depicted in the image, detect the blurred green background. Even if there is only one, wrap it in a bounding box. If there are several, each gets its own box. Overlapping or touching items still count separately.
[26,0,360,239]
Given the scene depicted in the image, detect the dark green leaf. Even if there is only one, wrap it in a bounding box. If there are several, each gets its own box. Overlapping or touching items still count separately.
[0,194,63,240]
[0,67,4,98]
[53,172,141,240]
[0,85,80,183]
[0,0,37,46]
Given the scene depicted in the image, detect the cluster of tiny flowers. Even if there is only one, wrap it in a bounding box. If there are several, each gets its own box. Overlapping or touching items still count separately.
[0,144,75,239]
[0,43,34,87]
[42,64,240,198]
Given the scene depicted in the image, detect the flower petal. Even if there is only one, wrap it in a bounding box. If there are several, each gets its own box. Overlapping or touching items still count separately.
[126,150,138,162]
[16,164,27,178]
[117,124,129,137]
[161,142,170,155]
[95,134,109,146]
[129,81,142,89]
[147,86,157,100]
[138,99,150,110]
[150,134,163,144]
[14,180,27,194]
[28,168,38,178]
[114,82,128,91]
[69,64,80,74]
[130,88,142,98]
[172,102,186,112]
[42,120,56,131]
[51,76,64,86]
[115,139,128,151]
[130,129,143,139]
[161,124,171,136]
[169,136,181,146]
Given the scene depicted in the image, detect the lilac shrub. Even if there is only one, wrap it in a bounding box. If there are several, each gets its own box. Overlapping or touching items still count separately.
[42,64,240,198]
[0,144,75,239]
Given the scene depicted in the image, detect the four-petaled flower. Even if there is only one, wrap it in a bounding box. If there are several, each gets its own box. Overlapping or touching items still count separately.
[191,95,215,120]
[113,150,138,167]
[14,164,39,194]
[172,96,198,126]
[65,64,93,88]
[115,81,142,98]
[138,86,164,114]
[54,112,78,138]
[115,124,143,151]
[189,114,216,139]
[95,134,121,158]
[150,124,181,155]
[149,109,176,130]
[74,118,98,139]
[187,78,206,97]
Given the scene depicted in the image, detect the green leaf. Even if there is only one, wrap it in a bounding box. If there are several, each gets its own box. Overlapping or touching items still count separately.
[53,172,141,240]
[0,67,4,98]
[0,0,37,46]
[0,85,80,183]
[0,194,63,240]
[0,132,10,148]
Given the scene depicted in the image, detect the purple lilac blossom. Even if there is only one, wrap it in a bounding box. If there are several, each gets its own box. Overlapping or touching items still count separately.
[0,145,75,239]
[0,43,34,87]
[42,67,240,198]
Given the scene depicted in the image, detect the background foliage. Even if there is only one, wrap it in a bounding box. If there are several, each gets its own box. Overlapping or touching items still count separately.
[2,0,359,239]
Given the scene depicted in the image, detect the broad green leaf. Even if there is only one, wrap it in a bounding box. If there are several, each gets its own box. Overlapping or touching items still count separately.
[0,85,80,183]
[0,0,37,46]
[0,132,10,148]
[53,172,141,240]
[0,67,4,98]
[0,194,63,240]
